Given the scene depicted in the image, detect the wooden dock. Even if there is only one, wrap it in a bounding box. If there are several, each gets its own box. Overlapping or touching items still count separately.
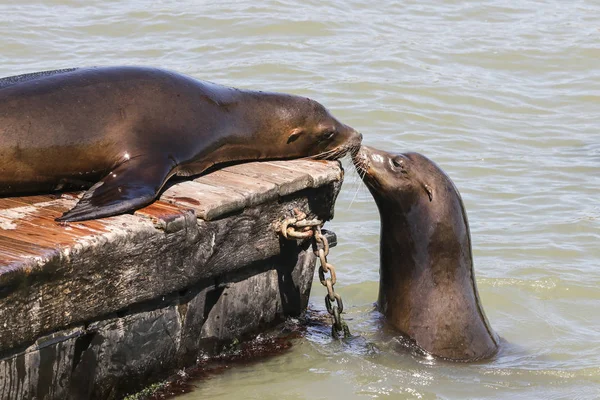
[0,159,343,400]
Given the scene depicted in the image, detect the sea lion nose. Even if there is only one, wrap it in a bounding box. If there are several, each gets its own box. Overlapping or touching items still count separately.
[348,128,362,143]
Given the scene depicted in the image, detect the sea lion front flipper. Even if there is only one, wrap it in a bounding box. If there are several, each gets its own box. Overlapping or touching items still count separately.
[56,158,173,222]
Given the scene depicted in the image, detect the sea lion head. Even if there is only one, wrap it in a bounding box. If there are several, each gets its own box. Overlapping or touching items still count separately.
[352,145,444,213]
[267,95,362,160]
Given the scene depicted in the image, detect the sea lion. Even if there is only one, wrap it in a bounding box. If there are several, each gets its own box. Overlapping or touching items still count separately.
[353,146,499,361]
[0,66,362,222]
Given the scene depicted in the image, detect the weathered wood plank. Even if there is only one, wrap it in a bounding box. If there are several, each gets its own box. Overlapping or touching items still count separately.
[134,200,194,232]
[225,161,318,196]
[195,170,279,206]
[160,180,248,220]
[0,160,341,231]
[266,159,343,187]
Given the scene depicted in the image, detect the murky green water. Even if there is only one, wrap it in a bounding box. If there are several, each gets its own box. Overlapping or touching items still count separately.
[2,0,599,398]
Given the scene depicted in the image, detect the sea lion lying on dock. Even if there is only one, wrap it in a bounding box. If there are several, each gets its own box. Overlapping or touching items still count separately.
[0,66,362,221]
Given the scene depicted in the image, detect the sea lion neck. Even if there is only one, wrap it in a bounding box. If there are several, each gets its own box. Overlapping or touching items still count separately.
[379,192,473,280]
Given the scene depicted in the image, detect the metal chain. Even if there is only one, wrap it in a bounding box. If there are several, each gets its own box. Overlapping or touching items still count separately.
[278,208,351,339]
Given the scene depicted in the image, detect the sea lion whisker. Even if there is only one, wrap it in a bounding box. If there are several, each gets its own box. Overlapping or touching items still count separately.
[330,145,348,159]
[347,171,366,210]
[349,143,361,159]
[352,154,369,178]
[307,148,337,160]
[309,144,348,161]
[359,166,368,180]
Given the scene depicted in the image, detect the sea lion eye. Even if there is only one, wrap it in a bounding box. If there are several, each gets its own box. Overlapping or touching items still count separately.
[392,158,409,174]
[287,128,304,144]
[323,130,336,140]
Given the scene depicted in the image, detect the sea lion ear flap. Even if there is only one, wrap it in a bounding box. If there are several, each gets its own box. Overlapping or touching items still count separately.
[424,184,433,202]
[287,128,304,144]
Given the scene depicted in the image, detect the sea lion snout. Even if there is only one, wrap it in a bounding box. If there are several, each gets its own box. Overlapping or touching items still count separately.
[337,123,363,147]
[351,145,373,173]
[350,129,363,144]
[309,122,363,161]
[352,145,412,198]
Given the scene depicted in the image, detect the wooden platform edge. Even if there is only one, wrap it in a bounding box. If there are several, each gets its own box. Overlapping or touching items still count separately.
[0,159,343,361]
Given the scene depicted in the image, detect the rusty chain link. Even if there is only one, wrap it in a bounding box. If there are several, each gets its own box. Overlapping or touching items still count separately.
[278,208,351,339]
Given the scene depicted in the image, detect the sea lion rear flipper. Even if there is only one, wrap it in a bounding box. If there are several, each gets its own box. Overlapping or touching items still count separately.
[56,159,173,222]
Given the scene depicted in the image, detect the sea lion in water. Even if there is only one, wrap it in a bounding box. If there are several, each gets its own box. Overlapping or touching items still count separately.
[0,66,362,222]
[353,146,499,361]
